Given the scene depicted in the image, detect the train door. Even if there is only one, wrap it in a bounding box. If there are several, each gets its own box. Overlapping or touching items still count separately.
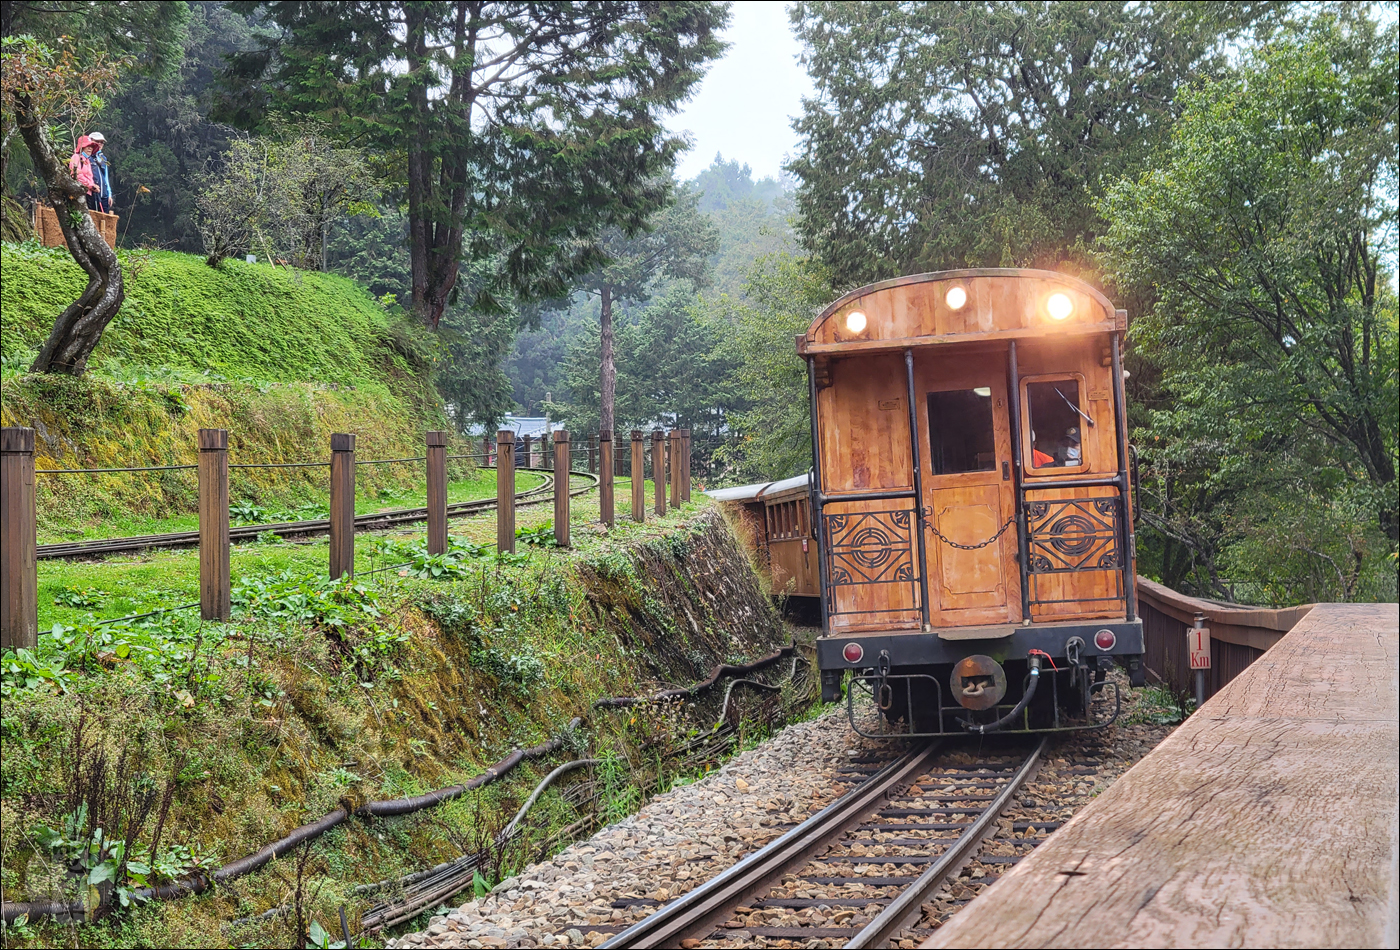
[916,357,1018,626]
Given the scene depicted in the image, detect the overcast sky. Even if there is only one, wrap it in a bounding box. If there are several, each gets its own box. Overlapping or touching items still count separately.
[666,2,814,183]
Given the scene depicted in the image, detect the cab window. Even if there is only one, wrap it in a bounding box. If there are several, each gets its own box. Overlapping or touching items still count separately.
[1026,379,1086,469]
[927,388,995,475]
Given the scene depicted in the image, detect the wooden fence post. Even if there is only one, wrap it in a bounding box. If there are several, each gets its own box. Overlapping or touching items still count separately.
[553,430,570,547]
[1,427,37,649]
[680,428,692,502]
[426,430,447,555]
[631,430,645,523]
[652,429,666,517]
[198,428,231,620]
[589,434,598,475]
[329,433,356,580]
[523,434,534,469]
[599,429,614,528]
[483,436,492,465]
[669,429,682,509]
[497,430,516,554]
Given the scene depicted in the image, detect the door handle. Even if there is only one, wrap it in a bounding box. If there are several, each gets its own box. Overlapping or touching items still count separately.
[1002,461,1010,481]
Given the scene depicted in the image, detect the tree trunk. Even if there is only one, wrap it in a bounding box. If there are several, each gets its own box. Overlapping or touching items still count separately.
[402,1,468,331]
[16,95,123,375]
[600,283,616,434]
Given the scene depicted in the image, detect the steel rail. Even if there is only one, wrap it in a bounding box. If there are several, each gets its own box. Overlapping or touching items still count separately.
[35,468,598,560]
[600,741,943,949]
[847,736,1047,947]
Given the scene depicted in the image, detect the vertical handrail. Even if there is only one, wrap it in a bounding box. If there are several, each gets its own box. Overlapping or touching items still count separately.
[904,349,931,629]
[198,428,231,619]
[426,430,447,555]
[1111,331,1137,622]
[1,427,38,648]
[807,357,830,634]
[496,430,516,554]
[1007,340,1031,623]
[329,433,355,580]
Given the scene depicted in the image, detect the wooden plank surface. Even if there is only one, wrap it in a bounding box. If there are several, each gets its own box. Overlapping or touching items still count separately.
[924,602,1400,950]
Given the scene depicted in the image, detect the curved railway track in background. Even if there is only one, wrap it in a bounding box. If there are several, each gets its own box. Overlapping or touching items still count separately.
[37,468,598,560]
[600,738,1048,949]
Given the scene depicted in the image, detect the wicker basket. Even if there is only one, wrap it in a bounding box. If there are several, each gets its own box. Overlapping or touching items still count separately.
[35,203,118,250]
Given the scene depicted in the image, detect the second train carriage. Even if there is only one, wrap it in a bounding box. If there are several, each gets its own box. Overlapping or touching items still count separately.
[713,269,1147,737]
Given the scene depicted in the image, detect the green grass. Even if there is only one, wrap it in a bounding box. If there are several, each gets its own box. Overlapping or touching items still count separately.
[35,468,544,544]
[35,475,683,628]
[1,242,417,386]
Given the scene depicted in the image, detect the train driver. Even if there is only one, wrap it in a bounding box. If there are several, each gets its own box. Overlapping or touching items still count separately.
[1060,426,1082,465]
[1031,430,1056,468]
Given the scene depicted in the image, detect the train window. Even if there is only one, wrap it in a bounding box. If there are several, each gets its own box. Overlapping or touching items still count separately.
[926,389,996,476]
[1026,379,1086,469]
[767,499,805,540]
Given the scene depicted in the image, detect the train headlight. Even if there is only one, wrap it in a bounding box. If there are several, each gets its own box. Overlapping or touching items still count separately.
[945,286,967,310]
[842,642,864,663]
[1046,293,1074,320]
[1094,629,1117,651]
[845,310,867,333]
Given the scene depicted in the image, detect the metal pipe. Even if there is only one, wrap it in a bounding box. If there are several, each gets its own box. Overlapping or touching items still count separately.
[1193,612,1207,709]
[1007,340,1031,623]
[962,656,1042,735]
[1111,332,1137,622]
[816,488,919,503]
[807,357,830,633]
[1021,475,1124,490]
[905,349,931,628]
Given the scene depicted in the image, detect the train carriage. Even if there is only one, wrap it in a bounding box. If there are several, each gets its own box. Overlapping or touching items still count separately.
[715,268,1147,737]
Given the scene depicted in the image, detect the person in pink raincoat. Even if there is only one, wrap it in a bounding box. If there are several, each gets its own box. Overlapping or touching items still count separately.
[67,135,100,203]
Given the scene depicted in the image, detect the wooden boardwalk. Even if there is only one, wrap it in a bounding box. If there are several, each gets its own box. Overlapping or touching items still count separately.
[924,602,1400,949]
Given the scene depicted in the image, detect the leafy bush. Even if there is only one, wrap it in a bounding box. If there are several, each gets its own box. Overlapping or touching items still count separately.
[230,501,267,524]
[516,522,559,547]
[53,585,105,609]
[232,571,381,628]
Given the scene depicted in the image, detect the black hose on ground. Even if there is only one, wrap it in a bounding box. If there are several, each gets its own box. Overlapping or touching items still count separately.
[961,661,1042,736]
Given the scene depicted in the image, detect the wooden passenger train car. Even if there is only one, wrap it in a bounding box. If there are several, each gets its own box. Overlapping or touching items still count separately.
[709,474,820,598]
[718,269,1146,737]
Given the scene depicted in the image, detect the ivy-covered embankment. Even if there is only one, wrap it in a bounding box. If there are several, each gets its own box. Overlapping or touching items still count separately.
[0,503,812,948]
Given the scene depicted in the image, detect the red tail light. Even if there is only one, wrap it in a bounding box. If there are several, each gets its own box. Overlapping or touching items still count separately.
[842,642,864,663]
[1094,629,1117,651]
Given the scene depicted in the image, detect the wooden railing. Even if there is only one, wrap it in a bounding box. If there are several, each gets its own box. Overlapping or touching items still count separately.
[1136,575,1313,699]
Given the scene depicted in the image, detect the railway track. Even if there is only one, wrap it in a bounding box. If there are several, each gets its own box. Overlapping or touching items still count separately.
[36,468,597,560]
[599,738,1047,949]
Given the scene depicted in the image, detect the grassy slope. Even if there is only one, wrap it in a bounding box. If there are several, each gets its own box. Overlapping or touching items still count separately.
[2,243,406,385]
[0,501,805,949]
[0,243,454,530]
